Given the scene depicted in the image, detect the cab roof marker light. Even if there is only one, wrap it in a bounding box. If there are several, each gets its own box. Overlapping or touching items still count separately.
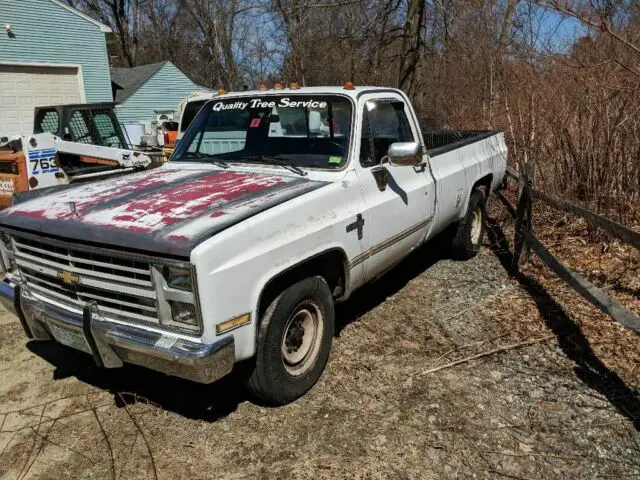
[217,87,227,95]
[274,82,284,90]
[343,81,355,90]
[258,83,269,91]
[289,81,301,90]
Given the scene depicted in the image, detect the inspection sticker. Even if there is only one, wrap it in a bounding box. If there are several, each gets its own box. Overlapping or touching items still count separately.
[328,156,342,164]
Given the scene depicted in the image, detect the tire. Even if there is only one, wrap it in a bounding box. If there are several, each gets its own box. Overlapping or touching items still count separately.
[450,188,487,259]
[243,276,335,405]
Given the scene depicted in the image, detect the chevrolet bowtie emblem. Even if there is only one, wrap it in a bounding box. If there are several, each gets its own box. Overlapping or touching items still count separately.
[57,271,79,285]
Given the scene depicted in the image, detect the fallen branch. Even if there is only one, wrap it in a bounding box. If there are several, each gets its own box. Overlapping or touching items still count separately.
[91,403,116,480]
[417,335,555,376]
[116,392,158,480]
[16,405,46,480]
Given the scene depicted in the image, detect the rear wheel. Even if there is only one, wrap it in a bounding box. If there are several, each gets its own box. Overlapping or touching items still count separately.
[243,276,334,405]
[450,188,487,259]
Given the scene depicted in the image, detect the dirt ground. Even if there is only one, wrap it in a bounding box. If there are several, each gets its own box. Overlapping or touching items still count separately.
[1,221,639,479]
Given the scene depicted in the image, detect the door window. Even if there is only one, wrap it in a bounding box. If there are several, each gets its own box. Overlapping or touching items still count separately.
[68,111,92,144]
[359,100,414,167]
[93,112,124,148]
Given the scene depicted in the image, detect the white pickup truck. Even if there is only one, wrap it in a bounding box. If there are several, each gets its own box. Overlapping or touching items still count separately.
[0,86,506,405]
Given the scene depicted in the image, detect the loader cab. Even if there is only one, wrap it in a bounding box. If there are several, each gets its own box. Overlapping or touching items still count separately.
[33,103,128,149]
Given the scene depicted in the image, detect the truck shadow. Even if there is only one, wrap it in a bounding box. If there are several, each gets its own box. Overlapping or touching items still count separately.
[486,220,640,431]
[25,232,454,422]
[335,231,452,336]
[27,341,249,422]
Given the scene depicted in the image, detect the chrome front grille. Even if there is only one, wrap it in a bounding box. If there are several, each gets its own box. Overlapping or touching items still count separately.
[12,235,159,324]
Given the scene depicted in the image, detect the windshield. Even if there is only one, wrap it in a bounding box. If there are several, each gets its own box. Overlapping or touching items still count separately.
[171,95,353,170]
[180,100,206,132]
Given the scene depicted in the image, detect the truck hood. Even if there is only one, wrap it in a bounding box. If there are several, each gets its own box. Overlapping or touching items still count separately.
[0,166,328,257]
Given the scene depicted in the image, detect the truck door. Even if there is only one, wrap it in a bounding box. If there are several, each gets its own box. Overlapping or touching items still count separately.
[354,93,436,281]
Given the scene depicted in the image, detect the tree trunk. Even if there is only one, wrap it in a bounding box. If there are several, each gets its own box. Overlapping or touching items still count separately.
[398,0,426,94]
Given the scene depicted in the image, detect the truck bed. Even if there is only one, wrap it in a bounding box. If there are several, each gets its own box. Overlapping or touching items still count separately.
[424,129,507,236]
[423,130,500,157]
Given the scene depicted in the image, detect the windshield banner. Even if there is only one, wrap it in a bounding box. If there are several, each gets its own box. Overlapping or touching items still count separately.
[212,98,328,112]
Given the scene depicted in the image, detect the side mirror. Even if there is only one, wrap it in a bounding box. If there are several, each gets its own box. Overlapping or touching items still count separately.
[387,141,422,167]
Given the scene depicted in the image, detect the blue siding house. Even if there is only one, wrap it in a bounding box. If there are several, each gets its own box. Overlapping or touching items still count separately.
[0,0,112,137]
[111,61,211,125]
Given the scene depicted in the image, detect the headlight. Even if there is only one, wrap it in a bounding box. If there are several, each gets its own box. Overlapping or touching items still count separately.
[169,301,198,327]
[152,263,201,333]
[0,232,16,276]
[1,232,12,252]
[163,266,192,291]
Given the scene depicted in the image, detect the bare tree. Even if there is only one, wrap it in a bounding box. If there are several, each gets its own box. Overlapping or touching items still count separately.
[180,0,253,89]
[397,0,425,94]
[69,0,144,67]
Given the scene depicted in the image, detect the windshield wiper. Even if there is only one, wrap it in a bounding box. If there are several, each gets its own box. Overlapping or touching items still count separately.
[242,155,307,176]
[181,152,230,169]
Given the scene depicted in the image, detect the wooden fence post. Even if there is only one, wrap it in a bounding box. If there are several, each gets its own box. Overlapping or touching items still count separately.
[512,163,535,269]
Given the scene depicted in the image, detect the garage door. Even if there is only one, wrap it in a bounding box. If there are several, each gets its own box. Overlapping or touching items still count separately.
[0,65,84,139]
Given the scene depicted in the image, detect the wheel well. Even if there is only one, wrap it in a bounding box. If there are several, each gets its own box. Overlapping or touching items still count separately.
[472,174,493,196]
[257,249,348,320]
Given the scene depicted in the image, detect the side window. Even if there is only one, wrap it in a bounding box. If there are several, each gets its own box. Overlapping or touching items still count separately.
[37,110,60,134]
[69,111,92,144]
[360,100,414,167]
[93,112,123,148]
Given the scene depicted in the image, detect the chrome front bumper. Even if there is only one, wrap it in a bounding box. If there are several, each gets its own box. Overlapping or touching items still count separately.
[0,279,235,384]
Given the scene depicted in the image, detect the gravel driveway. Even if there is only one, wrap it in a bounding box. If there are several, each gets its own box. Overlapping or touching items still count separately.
[1,238,639,479]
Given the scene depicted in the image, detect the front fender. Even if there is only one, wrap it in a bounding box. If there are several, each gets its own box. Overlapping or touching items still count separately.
[190,171,367,361]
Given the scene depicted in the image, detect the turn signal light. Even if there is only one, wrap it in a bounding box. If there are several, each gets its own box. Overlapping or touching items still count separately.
[216,313,251,335]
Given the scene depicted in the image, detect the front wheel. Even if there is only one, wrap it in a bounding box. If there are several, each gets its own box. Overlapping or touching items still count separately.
[450,188,487,259]
[243,276,335,405]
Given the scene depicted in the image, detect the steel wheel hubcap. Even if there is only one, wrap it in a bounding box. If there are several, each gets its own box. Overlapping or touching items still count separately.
[281,301,323,376]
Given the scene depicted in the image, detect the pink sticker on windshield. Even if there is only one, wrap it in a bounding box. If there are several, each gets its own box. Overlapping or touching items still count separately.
[249,118,261,128]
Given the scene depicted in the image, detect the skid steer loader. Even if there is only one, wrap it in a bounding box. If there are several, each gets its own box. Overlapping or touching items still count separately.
[0,103,156,207]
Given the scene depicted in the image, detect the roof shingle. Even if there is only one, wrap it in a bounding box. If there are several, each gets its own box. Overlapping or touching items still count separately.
[110,61,167,103]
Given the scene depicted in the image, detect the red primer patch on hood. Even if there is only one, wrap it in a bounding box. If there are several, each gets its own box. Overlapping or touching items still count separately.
[94,171,285,232]
[8,168,193,220]
[167,233,190,242]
